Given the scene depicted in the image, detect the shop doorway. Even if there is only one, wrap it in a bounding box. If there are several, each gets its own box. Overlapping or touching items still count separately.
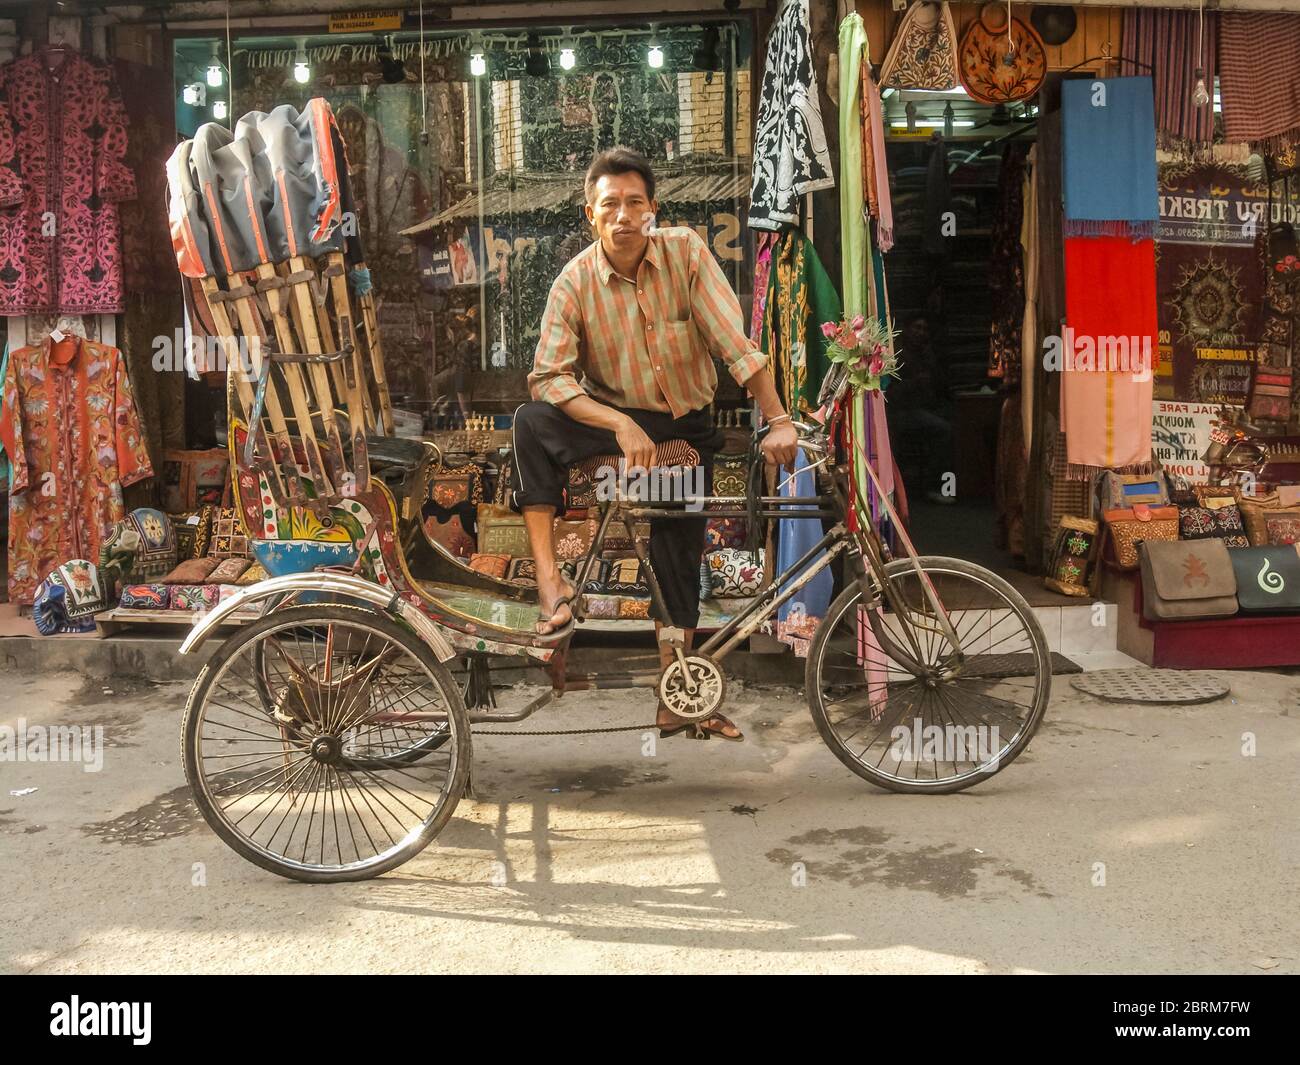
[883,95,1035,584]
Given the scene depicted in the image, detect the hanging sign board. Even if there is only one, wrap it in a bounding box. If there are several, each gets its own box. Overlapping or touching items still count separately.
[1151,400,1236,483]
[329,10,402,33]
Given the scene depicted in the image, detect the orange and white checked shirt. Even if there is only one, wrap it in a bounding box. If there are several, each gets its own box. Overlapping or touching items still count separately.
[528,226,768,418]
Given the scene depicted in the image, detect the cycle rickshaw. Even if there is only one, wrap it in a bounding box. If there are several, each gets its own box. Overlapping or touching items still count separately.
[167,101,1050,882]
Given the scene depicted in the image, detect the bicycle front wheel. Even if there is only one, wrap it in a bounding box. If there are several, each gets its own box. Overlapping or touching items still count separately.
[806,556,1050,794]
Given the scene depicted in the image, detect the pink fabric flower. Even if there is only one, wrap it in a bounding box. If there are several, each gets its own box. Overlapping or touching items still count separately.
[850,314,866,332]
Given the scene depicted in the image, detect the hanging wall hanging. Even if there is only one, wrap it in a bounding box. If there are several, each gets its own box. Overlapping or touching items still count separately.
[958,1,1047,106]
[878,1,961,93]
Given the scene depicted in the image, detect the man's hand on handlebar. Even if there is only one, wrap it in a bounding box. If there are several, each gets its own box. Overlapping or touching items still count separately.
[762,421,800,472]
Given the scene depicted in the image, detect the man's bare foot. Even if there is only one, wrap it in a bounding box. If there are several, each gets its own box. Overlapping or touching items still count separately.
[535,578,576,635]
[656,703,743,741]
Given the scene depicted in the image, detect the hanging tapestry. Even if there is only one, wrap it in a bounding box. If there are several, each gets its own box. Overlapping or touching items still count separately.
[0,336,154,604]
[760,230,841,416]
[1155,161,1267,405]
[0,47,136,314]
[749,0,834,231]
[1061,77,1159,240]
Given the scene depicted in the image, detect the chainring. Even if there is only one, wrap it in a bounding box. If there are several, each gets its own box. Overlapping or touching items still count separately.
[657,655,727,720]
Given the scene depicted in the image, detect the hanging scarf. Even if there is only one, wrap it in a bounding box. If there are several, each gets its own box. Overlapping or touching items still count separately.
[750,232,777,343]
[748,0,835,231]
[1121,7,1218,147]
[1062,77,1159,239]
[862,70,895,253]
[1061,235,1157,475]
[1219,12,1300,152]
[838,11,870,317]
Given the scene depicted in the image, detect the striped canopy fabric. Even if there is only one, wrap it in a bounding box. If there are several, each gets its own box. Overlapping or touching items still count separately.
[1121,6,1217,146]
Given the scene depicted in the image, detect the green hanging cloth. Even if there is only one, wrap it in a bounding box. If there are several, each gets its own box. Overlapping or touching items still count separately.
[838,12,871,319]
[760,230,843,416]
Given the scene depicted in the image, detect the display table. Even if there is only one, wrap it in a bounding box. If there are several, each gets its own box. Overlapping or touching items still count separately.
[1101,567,1300,669]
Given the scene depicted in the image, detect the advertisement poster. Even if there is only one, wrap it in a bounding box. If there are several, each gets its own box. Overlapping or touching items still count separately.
[1150,399,1234,483]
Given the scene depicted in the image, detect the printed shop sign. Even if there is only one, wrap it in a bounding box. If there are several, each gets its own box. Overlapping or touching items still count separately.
[329,9,402,33]
[1151,400,1235,483]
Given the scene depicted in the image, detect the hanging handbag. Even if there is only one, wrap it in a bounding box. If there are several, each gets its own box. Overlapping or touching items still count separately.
[1043,515,1099,596]
[1097,469,1169,511]
[1229,545,1300,612]
[879,1,962,92]
[1102,504,1179,571]
[1137,539,1238,622]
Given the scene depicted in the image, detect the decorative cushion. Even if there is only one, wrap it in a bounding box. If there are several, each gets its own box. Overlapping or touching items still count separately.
[169,584,221,611]
[98,525,141,595]
[468,552,510,579]
[506,557,537,586]
[553,517,599,561]
[119,584,169,609]
[582,594,621,619]
[618,597,651,619]
[603,521,651,552]
[705,517,747,550]
[161,557,221,584]
[42,559,106,618]
[570,557,611,594]
[235,561,269,585]
[1179,506,1217,539]
[706,548,766,597]
[564,466,599,512]
[711,454,748,499]
[102,508,177,582]
[605,557,648,595]
[173,518,199,561]
[208,506,250,559]
[424,461,484,559]
[476,503,530,557]
[161,448,228,513]
[205,557,252,584]
[1266,515,1300,545]
[32,582,96,634]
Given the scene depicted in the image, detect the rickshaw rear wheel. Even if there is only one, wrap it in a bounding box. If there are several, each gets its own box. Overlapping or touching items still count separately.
[182,604,470,882]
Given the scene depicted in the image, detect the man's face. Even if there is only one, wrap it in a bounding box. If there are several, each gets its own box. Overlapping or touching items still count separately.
[585,171,657,257]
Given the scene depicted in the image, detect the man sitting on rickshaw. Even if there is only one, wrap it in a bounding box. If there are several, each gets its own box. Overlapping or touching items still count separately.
[510,147,798,742]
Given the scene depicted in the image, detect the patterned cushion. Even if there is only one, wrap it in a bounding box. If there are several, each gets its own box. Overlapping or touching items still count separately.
[1179,506,1216,539]
[1266,515,1300,545]
[569,557,611,594]
[706,548,766,596]
[506,557,537,586]
[205,557,252,584]
[161,557,221,584]
[169,584,221,611]
[208,507,250,559]
[581,594,621,619]
[476,503,530,557]
[33,559,104,632]
[553,517,599,561]
[119,584,169,609]
[425,461,484,559]
[468,552,510,579]
[712,453,749,499]
[605,557,648,595]
[235,561,269,585]
[618,597,651,619]
[102,508,177,581]
[705,517,747,550]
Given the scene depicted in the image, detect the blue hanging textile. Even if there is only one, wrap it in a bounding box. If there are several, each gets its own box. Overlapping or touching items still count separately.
[776,446,834,656]
[1061,76,1159,238]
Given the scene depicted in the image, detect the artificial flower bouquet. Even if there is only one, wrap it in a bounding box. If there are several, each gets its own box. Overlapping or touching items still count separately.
[820,314,899,392]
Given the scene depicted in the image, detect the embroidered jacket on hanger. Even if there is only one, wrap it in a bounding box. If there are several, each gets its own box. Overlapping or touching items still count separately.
[0,336,153,604]
[0,47,136,314]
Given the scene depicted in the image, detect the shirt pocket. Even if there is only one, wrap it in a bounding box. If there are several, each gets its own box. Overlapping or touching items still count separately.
[655,320,704,373]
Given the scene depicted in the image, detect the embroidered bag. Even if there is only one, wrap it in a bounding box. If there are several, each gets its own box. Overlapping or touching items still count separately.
[1138,539,1238,621]
[1044,515,1099,596]
[1102,505,1179,571]
[1229,545,1300,612]
[880,1,961,92]
[706,548,766,597]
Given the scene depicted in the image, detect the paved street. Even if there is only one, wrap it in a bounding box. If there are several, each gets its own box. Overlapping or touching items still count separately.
[1,666,1297,974]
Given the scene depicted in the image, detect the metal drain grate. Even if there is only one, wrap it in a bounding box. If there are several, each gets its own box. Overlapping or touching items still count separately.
[1070,669,1229,705]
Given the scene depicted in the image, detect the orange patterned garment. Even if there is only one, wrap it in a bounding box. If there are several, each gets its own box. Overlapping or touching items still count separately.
[0,335,153,603]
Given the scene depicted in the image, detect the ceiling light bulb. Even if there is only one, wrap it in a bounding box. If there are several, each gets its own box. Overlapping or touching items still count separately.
[293,39,310,84]
[560,47,576,71]
[648,44,664,69]
[470,51,486,77]
[213,99,228,120]
[1192,68,1211,107]
[182,83,201,107]
[207,60,223,88]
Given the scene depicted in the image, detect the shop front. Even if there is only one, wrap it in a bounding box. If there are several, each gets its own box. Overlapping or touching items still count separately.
[4,0,1300,673]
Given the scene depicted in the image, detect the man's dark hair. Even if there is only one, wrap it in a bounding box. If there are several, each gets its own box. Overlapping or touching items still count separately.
[584,147,656,203]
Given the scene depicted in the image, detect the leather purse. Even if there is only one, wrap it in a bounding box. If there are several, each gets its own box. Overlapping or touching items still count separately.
[1229,545,1300,612]
[1138,539,1238,621]
[1102,504,1179,570]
